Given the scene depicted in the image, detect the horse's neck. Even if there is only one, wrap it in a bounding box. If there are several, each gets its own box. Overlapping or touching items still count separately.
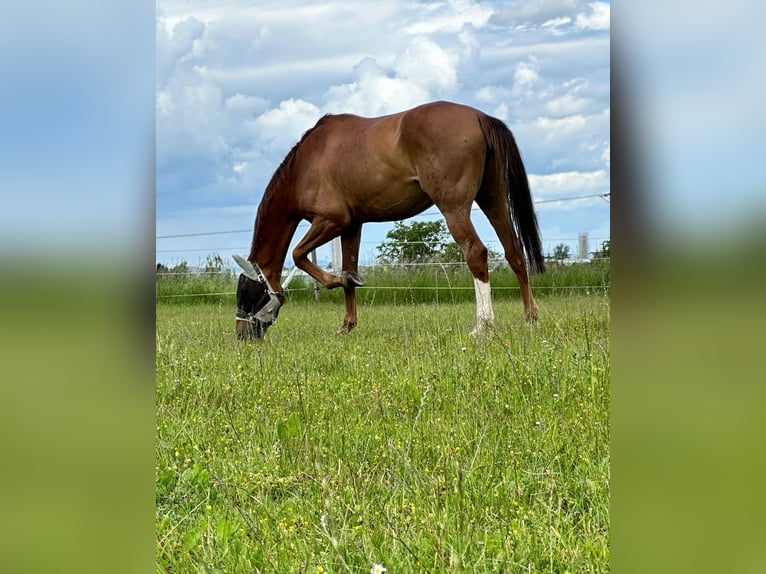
[249,194,299,291]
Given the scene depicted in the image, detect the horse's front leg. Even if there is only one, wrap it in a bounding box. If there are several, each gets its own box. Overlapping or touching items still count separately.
[292,218,346,288]
[337,285,358,334]
[336,224,365,334]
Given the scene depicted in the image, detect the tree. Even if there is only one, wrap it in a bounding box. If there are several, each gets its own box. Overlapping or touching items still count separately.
[441,240,465,263]
[170,260,189,274]
[204,253,226,273]
[441,238,502,265]
[552,243,570,262]
[591,239,610,260]
[376,221,450,264]
[376,220,502,265]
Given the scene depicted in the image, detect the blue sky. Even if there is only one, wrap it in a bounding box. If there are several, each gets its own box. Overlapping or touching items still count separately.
[155,0,611,267]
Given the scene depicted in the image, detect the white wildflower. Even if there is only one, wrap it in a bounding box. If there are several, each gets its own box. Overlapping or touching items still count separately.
[371,564,387,574]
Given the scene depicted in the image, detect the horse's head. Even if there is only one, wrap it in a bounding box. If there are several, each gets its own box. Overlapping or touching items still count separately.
[233,255,283,340]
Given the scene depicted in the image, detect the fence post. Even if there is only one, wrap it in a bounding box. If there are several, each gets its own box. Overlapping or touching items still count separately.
[311,250,321,302]
[331,237,342,273]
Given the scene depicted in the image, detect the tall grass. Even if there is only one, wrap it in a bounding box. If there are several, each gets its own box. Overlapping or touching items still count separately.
[156,270,238,304]
[156,294,610,572]
[156,260,610,306]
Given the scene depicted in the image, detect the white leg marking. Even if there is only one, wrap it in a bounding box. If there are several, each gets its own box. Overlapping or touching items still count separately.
[471,277,494,334]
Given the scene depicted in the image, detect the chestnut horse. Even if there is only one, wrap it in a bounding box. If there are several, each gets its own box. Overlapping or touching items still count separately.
[234,101,545,339]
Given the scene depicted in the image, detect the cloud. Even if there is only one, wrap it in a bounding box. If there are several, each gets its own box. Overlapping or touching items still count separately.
[575,2,610,31]
[544,93,591,117]
[530,170,610,213]
[156,78,229,166]
[474,85,513,103]
[324,37,459,116]
[530,170,609,198]
[224,93,269,115]
[512,106,610,173]
[542,16,573,30]
[394,37,459,93]
[491,0,591,27]
[404,0,493,34]
[493,102,509,121]
[490,0,609,32]
[247,98,322,152]
[324,60,430,117]
[514,61,540,87]
[156,16,205,82]
[536,114,588,139]
[156,16,231,169]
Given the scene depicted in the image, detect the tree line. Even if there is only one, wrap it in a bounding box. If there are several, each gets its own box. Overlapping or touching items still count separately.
[377,221,609,264]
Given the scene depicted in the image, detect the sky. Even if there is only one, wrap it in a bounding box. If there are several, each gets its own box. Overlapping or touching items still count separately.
[155,0,611,268]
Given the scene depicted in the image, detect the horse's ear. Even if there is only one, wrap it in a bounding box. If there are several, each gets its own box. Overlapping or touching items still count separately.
[233,254,259,280]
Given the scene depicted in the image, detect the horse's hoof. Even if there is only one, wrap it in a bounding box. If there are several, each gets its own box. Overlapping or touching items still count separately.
[342,271,365,287]
[336,322,356,335]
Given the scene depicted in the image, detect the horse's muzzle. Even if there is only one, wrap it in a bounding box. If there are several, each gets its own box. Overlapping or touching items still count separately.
[236,317,265,340]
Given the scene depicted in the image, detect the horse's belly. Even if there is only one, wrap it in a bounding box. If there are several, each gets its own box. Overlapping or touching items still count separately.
[352,180,432,222]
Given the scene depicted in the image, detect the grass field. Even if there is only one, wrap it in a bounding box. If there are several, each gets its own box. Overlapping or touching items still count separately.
[156,294,609,572]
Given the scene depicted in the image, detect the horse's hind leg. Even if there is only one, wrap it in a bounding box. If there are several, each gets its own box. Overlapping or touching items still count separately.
[476,194,539,322]
[441,210,494,334]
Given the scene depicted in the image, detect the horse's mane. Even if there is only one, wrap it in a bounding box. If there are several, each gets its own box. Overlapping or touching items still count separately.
[249,114,332,260]
[265,114,332,199]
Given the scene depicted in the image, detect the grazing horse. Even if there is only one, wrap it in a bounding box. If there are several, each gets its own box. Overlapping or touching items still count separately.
[234,100,545,340]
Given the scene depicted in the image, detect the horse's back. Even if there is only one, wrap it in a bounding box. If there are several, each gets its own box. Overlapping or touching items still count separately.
[401,100,482,124]
[293,101,489,219]
[394,102,486,159]
[305,101,483,156]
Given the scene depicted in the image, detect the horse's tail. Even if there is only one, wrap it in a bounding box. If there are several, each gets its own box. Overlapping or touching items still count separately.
[478,114,545,274]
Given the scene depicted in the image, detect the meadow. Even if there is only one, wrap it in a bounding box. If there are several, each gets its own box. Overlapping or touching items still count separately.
[156,274,609,572]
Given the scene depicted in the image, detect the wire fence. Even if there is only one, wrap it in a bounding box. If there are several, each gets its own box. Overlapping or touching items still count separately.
[156,257,610,302]
[156,283,610,300]
[156,256,611,276]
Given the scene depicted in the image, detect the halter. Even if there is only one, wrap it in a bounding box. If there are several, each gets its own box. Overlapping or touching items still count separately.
[233,254,282,324]
[235,313,258,324]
